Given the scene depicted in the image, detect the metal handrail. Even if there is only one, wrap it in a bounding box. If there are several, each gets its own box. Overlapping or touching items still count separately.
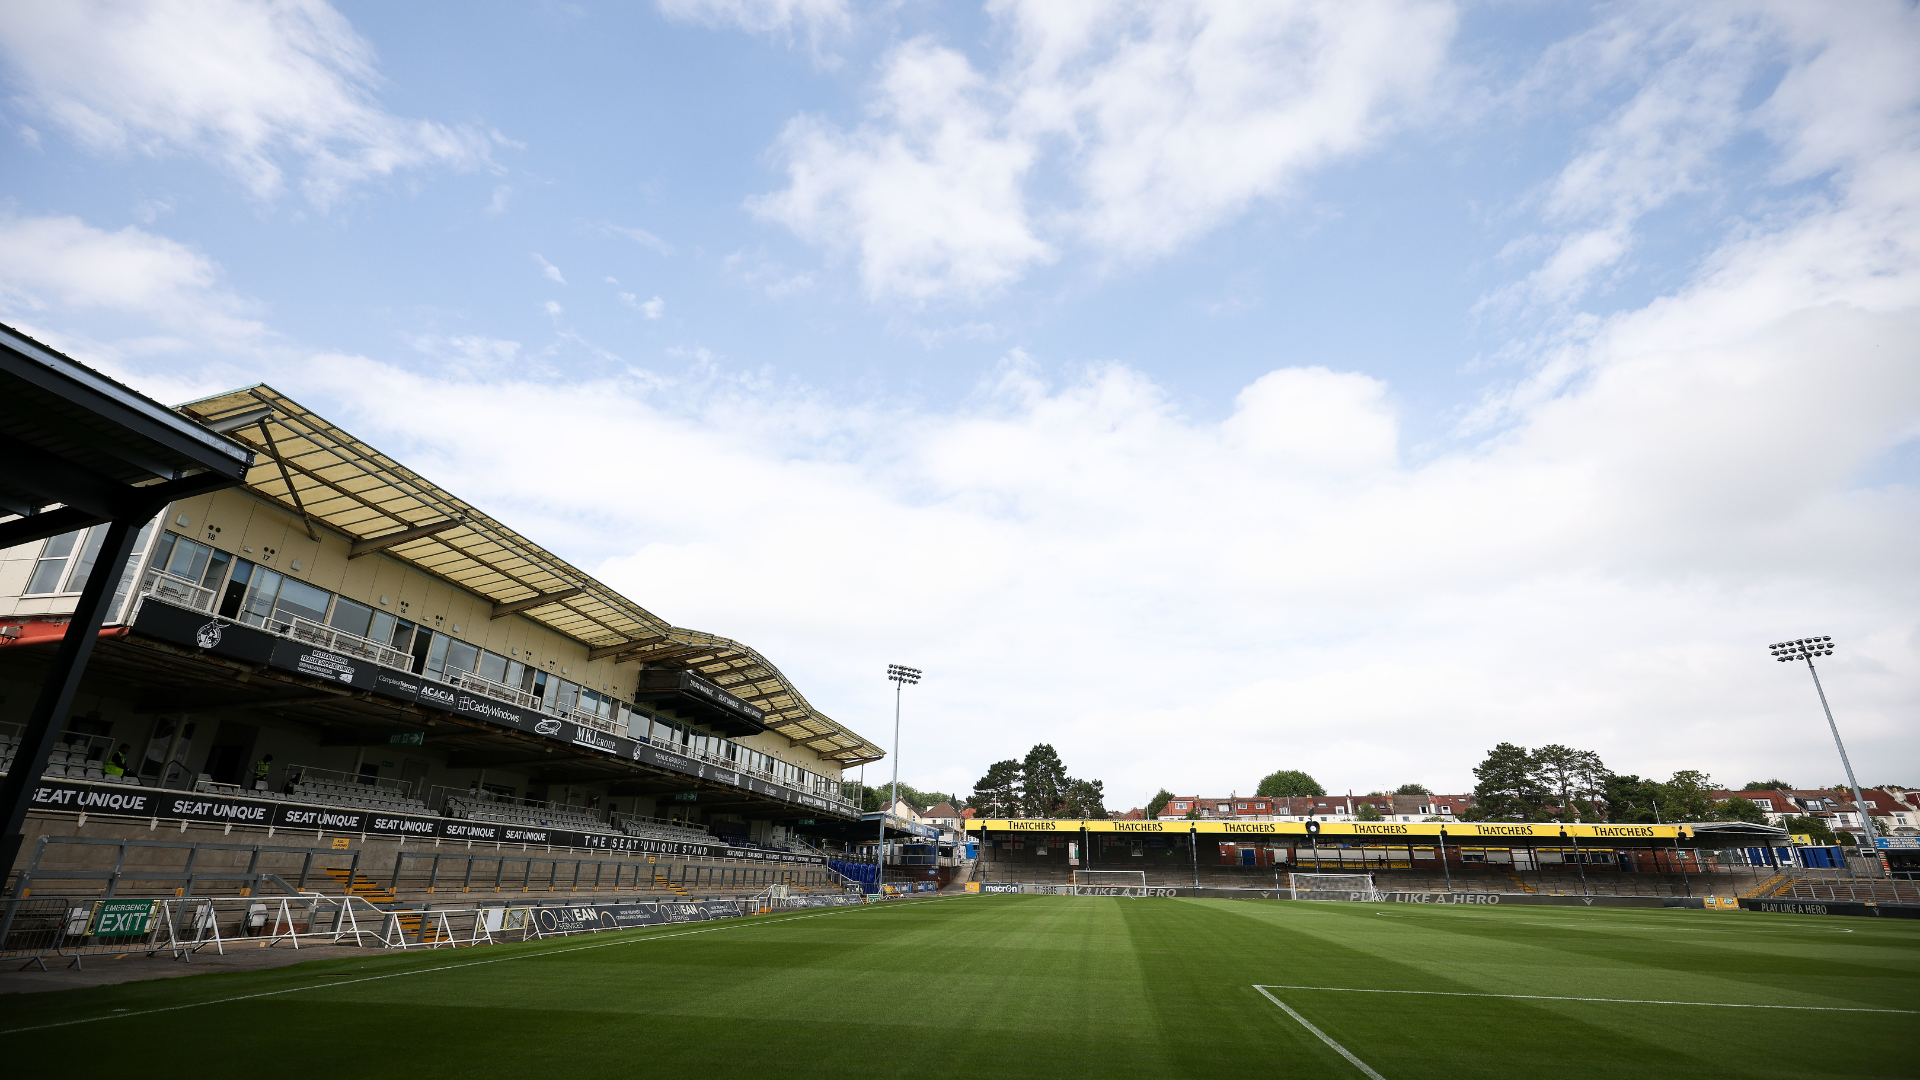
[446,669,541,711]
[139,570,217,613]
[286,616,414,671]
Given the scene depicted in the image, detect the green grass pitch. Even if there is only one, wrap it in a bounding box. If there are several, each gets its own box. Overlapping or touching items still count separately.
[5,894,1916,1079]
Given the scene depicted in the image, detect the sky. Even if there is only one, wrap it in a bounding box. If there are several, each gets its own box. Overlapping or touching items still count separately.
[1,0,1916,809]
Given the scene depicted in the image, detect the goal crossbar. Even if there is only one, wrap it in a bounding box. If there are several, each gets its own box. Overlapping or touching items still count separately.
[1071,870,1148,895]
[1288,872,1381,902]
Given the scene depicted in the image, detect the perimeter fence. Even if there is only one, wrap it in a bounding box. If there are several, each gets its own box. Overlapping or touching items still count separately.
[1,889,871,970]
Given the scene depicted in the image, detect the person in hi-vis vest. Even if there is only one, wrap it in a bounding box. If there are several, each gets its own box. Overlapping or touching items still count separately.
[253,753,273,789]
[105,744,131,777]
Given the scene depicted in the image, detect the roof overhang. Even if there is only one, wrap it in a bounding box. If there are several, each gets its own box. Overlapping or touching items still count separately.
[170,385,882,766]
[0,323,253,548]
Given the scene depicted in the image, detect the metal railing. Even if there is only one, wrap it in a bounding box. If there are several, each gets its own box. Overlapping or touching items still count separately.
[610,812,712,844]
[287,615,414,671]
[436,789,609,829]
[641,737,856,809]
[286,763,421,804]
[445,668,541,711]
[138,569,217,614]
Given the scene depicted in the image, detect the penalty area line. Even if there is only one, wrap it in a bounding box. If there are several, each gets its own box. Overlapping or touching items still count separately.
[1253,984,1915,1015]
[1254,986,1386,1080]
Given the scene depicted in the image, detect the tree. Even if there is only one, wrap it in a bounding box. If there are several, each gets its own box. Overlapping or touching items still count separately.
[1602,774,1662,824]
[1466,743,1548,821]
[1742,779,1792,791]
[1394,783,1431,796]
[1661,770,1720,821]
[1145,789,1174,819]
[1718,796,1768,824]
[1780,814,1838,846]
[1063,778,1107,819]
[1256,769,1325,797]
[1355,803,1384,822]
[969,760,1023,818]
[1532,744,1609,821]
[1020,744,1070,817]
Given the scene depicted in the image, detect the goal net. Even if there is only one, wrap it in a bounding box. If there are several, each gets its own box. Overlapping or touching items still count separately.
[1288,873,1381,902]
[1071,870,1148,895]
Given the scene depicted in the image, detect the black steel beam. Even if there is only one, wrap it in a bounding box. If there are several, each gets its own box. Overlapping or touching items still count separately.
[0,505,112,550]
[490,587,584,620]
[0,519,141,876]
[349,518,463,559]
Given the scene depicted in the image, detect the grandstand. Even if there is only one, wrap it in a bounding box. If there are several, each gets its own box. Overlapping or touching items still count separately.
[0,365,891,913]
[964,818,1815,900]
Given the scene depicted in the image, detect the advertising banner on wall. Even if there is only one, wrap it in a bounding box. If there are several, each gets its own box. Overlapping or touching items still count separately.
[528,899,744,935]
[25,778,830,863]
[130,596,853,821]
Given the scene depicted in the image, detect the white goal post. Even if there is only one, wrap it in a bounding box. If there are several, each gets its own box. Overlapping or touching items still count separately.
[1071,870,1148,895]
[1287,873,1381,902]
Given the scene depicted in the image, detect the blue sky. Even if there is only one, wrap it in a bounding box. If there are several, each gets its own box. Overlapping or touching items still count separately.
[2,1,1916,804]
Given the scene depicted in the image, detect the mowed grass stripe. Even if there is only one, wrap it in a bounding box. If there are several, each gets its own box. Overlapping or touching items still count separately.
[1203,897,1919,1014]
[1,895,1912,1080]
[1254,983,1919,1013]
[0,895,975,1034]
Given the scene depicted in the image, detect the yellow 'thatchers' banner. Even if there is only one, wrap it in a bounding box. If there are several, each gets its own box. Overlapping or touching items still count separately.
[962,819,1687,840]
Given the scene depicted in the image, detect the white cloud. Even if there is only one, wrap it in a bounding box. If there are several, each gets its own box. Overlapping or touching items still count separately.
[0,212,266,355]
[1002,0,1456,258]
[754,1,1453,299]
[599,222,674,256]
[485,184,512,216]
[543,300,564,317]
[752,39,1053,300]
[533,253,567,285]
[617,291,664,319]
[657,0,849,47]
[0,0,499,206]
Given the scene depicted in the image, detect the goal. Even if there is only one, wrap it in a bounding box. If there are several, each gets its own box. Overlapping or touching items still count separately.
[1071,870,1148,895]
[1287,873,1381,902]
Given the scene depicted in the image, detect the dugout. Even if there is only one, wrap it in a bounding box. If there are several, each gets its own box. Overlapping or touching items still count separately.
[965,819,1790,896]
[3,368,886,890]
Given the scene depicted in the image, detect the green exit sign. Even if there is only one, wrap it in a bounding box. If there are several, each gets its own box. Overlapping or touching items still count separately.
[796,819,816,825]
[672,792,698,802]
[389,732,425,745]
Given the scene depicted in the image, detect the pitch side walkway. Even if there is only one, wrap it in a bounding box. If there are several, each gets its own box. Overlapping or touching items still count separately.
[0,943,371,994]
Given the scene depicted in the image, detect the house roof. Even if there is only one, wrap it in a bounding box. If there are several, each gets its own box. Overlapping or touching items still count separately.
[924,801,960,819]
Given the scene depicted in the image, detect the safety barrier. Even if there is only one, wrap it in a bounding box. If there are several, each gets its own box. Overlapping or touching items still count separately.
[2,886,871,970]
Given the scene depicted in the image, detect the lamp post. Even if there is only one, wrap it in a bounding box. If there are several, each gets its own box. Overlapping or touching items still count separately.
[1769,637,1873,855]
[878,664,920,894]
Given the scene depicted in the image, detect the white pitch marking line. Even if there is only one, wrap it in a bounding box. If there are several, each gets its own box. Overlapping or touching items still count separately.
[1368,911,1853,933]
[0,893,974,1035]
[1254,984,1915,1015]
[1254,986,1387,1080]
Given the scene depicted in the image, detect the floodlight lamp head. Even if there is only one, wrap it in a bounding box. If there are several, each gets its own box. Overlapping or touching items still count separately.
[1768,636,1835,662]
[887,663,921,685]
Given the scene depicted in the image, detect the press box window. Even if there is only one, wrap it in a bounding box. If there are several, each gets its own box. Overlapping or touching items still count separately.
[328,596,376,638]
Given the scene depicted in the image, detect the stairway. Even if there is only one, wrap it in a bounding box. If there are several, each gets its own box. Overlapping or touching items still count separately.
[652,873,689,896]
[323,868,452,942]
[1742,872,1792,899]
[1500,870,1537,894]
[324,867,398,903]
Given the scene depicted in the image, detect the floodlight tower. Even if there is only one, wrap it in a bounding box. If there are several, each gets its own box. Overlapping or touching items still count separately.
[1769,636,1872,846]
[877,663,921,893]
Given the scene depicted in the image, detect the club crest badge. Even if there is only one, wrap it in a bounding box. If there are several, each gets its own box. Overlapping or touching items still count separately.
[194,621,225,649]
